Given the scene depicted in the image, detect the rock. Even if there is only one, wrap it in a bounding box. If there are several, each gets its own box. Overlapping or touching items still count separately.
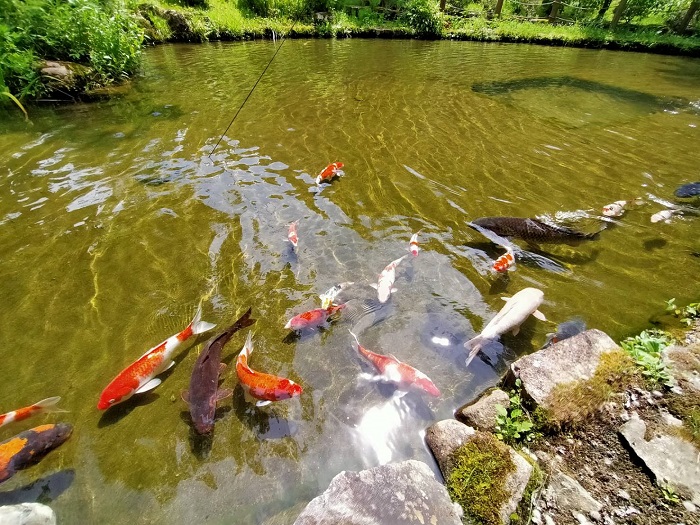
[589,510,602,522]
[617,489,630,501]
[682,500,697,513]
[0,503,56,525]
[619,413,700,504]
[508,329,619,410]
[293,460,462,525]
[425,419,532,524]
[38,60,93,99]
[456,388,510,432]
[663,344,700,393]
[543,471,602,517]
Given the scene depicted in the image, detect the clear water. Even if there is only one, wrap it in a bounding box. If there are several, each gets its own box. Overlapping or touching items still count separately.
[0,39,698,524]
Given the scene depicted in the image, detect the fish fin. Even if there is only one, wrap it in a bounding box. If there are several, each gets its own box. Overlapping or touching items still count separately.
[136,378,161,394]
[34,396,68,414]
[219,362,227,373]
[500,296,511,302]
[388,354,401,362]
[181,390,190,404]
[512,326,520,336]
[391,287,398,293]
[256,400,272,408]
[464,336,485,367]
[532,309,547,322]
[165,361,175,371]
[190,303,216,335]
[216,389,233,402]
[344,299,383,324]
[369,283,378,290]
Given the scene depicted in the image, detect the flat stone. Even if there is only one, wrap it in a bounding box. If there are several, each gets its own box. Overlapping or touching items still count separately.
[619,413,700,504]
[544,471,602,516]
[663,344,700,393]
[293,460,462,525]
[457,388,510,432]
[425,419,532,524]
[0,503,56,525]
[508,329,619,410]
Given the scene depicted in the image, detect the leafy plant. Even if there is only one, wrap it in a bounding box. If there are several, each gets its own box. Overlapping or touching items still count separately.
[620,330,675,388]
[661,483,680,504]
[399,0,442,36]
[495,379,535,445]
[666,298,700,326]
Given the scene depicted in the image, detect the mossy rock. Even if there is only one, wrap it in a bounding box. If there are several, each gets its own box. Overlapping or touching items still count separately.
[39,60,96,100]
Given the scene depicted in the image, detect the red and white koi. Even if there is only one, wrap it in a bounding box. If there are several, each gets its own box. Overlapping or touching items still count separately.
[492,249,515,273]
[319,281,354,309]
[409,232,420,257]
[349,331,440,397]
[97,304,215,410]
[602,200,627,217]
[236,332,303,407]
[371,255,407,303]
[315,162,344,185]
[287,220,299,249]
[284,304,346,331]
[0,397,66,429]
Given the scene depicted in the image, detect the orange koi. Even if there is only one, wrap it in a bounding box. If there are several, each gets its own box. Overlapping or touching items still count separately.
[97,303,215,410]
[0,397,65,429]
[492,250,515,273]
[315,162,344,185]
[236,332,303,407]
[349,332,440,397]
[284,304,346,331]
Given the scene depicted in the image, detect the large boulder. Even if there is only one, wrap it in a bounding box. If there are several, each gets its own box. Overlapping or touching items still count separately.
[0,503,56,525]
[425,419,532,524]
[507,329,619,409]
[39,60,93,100]
[293,460,463,525]
[457,388,510,432]
[619,413,700,504]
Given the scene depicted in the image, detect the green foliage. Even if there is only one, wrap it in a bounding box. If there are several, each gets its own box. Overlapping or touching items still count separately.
[495,379,535,445]
[686,407,700,446]
[399,0,442,35]
[661,483,680,504]
[446,433,516,525]
[666,298,700,326]
[237,0,311,19]
[620,329,675,387]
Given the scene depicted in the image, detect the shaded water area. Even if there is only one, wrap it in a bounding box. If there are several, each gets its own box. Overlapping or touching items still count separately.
[0,39,699,523]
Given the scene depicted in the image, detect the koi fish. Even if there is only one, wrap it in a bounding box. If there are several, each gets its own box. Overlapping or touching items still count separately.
[650,209,675,224]
[465,287,546,367]
[315,162,344,185]
[543,318,586,348]
[236,332,303,407]
[98,303,216,410]
[409,232,420,257]
[492,249,515,273]
[470,217,600,244]
[319,282,354,309]
[0,423,73,484]
[284,304,346,331]
[371,255,407,303]
[349,331,440,397]
[288,220,299,249]
[674,182,700,198]
[0,397,66,429]
[183,308,256,435]
[602,201,627,217]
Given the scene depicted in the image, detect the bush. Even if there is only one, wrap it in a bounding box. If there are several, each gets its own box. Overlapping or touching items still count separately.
[399,0,442,35]
[238,0,311,19]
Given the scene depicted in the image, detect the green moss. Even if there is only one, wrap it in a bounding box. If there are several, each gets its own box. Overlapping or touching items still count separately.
[666,391,700,448]
[446,433,516,525]
[541,349,638,430]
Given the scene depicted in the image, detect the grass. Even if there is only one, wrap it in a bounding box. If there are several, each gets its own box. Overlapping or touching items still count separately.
[446,432,516,525]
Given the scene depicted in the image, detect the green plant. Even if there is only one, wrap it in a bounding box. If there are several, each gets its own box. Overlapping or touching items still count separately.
[620,330,675,388]
[0,90,29,119]
[661,483,680,504]
[495,379,534,445]
[666,298,700,326]
[399,0,442,36]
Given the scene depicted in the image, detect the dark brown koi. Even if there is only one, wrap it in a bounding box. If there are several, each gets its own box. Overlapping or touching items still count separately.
[0,423,72,484]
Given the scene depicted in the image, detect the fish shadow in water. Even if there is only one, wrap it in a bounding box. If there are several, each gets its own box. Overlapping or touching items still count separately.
[643,238,667,251]
[97,392,159,428]
[230,386,296,439]
[0,469,75,505]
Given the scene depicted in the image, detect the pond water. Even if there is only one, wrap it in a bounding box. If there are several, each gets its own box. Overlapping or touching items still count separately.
[0,39,699,524]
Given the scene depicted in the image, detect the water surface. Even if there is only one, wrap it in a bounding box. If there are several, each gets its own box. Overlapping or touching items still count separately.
[0,39,699,524]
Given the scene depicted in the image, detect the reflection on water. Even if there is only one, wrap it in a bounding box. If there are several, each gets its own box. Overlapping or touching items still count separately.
[0,39,699,524]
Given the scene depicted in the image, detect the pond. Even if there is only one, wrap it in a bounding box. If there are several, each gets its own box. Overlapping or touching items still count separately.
[0,39,698,524]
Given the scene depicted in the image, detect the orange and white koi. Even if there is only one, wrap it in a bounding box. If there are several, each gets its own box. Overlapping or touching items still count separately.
[0,397,65,429]
[409,232,420,257]
[284,304,346,331]
[371,255,407,303]
[288,220,299,249]
[97,303,215,410]
[236,332,303,407]
[349,331,440,397]
[319,282,354,309]
[315,162,344,185]
[492,249,515,273]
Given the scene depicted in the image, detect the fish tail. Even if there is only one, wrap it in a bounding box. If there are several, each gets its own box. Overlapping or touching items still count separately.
[34,396,67,414]
[243,331,254,359]
[190,303,216,335]
[233,307,256,332]
[348,330,360,350]
[464,336,485,367]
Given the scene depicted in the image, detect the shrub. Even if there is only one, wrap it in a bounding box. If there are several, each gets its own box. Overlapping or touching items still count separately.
[399,0,442,35]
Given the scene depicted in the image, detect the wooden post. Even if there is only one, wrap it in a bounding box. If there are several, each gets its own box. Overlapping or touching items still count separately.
[548,0,561,23]
[611,0,627,27]
[440,0,446,11]
[494,0,504,17]
[677,0,699,33]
